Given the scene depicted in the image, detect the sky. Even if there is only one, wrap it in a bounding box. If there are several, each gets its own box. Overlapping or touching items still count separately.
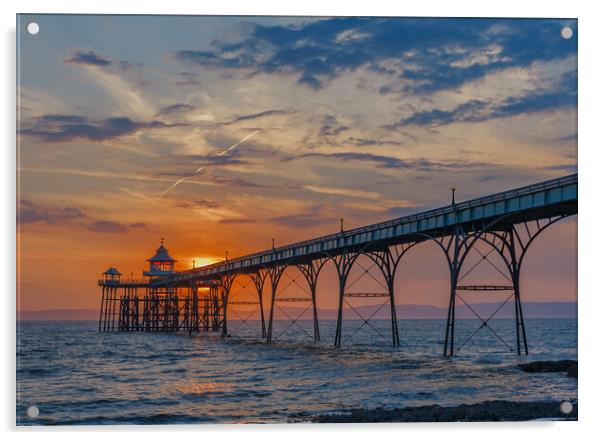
[17,15,577,312]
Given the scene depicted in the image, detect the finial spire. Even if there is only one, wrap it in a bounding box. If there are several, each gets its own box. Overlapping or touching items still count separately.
[272,238,275,250]
[451,186,456,206]
[160,237,164,246]
[340,218,344,233]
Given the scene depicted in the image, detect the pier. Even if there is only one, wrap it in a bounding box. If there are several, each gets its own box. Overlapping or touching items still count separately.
[98,173,577,356]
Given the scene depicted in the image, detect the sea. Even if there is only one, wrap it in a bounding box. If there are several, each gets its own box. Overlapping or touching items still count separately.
[16,318,577,425]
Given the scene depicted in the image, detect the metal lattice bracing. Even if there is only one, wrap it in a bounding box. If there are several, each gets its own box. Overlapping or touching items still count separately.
[266,262,322,343]
[224,272,265,339]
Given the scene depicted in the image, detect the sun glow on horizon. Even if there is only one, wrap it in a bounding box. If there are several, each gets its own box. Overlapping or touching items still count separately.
[191,257,223,268]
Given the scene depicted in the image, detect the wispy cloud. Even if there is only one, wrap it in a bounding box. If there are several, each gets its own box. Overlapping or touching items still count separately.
[269,207,338,228]
[20,114,182,143]
[18,199,149,234]
[18,200,86,225]
[65,50,112,67]
[218,218,257,224]
[221,110,291,126]
[303,185,380,200]
[162,130,260,194]
[287,152,492,171]
[388,77,576,128]
[174,71,201,87]
[86,220,149,233]
[65,49,151,119]
[154,103,197,119]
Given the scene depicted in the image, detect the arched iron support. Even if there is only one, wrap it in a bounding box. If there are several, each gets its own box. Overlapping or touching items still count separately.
[363,241,422,346]
[249,270,269,338]
[223,271,266,338]
[264,262,289,343]
[414,230,461,356]
[296,257,329,341]
[416,211,570,356]
[471,214,569,354]
[329,249,363,347]
[218,271,236,337]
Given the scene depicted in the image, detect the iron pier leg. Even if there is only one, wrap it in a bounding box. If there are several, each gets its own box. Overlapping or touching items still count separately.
[517,286,529,355]
[258,284,266,339]
[221,293,228,338]
[388,281,400,347]
[334,275,346,347]
[98,287,105,332]
[311,284,320,341]
[266,282,277,343]
[444,231,460,357]
[509,231,529,355]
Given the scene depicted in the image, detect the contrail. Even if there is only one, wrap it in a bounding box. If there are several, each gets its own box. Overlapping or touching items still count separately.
[163,130,259,194]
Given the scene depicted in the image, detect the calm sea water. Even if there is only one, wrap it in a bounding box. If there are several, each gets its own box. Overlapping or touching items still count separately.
[16,318,577,425]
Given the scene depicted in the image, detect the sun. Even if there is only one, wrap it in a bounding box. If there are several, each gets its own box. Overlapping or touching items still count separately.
[191,256,223,268]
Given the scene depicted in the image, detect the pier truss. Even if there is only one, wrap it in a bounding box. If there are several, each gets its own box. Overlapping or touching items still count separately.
[98,174,577,356]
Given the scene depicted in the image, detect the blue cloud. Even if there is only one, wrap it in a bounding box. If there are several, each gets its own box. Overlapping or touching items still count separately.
[172,18,576,93]
[221,109,292,125]
[389,72,576,128]
[66,50,111,66]
[21,114,184,142]
[285,151,491,171]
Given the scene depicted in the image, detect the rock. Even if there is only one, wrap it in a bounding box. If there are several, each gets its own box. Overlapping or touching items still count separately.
[567,364,578,378]
[302,400,578,423]
[518,360,577,373]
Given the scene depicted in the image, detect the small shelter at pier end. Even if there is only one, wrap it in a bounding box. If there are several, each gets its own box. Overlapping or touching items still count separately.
[101,267,122,284]
[143,239,177,280]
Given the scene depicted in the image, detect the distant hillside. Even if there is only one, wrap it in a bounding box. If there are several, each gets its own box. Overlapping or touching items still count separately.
[17,309,99,321]
[17,301,576,321]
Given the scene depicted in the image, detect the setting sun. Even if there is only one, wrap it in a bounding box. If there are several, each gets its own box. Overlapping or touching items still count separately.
[191,257,223,268]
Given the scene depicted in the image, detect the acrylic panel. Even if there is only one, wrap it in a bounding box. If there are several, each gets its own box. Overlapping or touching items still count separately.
[16,14,578,425]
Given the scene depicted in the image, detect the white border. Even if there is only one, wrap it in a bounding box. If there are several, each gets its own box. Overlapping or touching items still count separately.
[3,1,601,438]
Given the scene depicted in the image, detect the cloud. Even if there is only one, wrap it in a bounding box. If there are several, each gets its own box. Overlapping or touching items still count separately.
[164,153,248,172]
[218,218,256,224]
[389,74,576,128]
[208,174,270,188]
[344,137,405,147]
[21,114,183,143]
[303,185,380,199]
[269,209,338,228]
[173,199,222,210]
[18,200,149,233]
[319,115,349,137]
[286,152,491,171]
[65,50,112,67]
[86,220,149,233]
[221,109,291,125]
[554,134,577,143]
[386,206,424,218]
[64,49,151,118]
[65,49,138,72]
[175,71,201,86]
[390,100,489,127]
[18,200,86,225]
[476,174,502,182]
[154,103,197,118]
[171,18,576,92]
[542,164,577,173]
